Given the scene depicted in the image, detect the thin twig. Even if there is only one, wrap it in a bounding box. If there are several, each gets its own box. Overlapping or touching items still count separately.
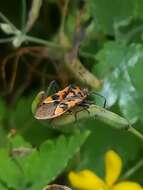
[59,0,70,36]
[120,159,143,180]
[21,0,27,32]
[25,0,42,32]
[25,35,66,49]
[128,127,143,142]
[1,53,16,89]
[64,54,102,89]
[0,37,14,43]
[8,55,19,93]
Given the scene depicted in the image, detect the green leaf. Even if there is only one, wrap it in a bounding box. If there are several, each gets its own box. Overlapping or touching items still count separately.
[11,131,89,190]
[28,131,89,190]
[0,182,9,190]
[88,0,143,34]
[10,134,32,148]
[77,119,143,177]
[10,95,57,145]
[94,42,143,123]
[0,132,89,190]
[0,149,23,189]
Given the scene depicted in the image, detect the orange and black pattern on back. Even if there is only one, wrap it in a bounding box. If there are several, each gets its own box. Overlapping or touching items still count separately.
[43,86,70,103]
[65,86,87,100]
[36,84,89,119]
[43,85,84,104]
[53,95,87,118]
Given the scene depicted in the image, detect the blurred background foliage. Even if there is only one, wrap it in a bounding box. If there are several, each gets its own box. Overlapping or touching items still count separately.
[0,0,143,189]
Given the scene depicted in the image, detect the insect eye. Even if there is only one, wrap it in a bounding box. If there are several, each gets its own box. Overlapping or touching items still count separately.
[40,102,46,106]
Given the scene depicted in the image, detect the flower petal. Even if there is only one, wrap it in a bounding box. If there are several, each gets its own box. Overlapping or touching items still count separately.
[68,170,105,190]
[105,150,122,186]
[113,181,143,190]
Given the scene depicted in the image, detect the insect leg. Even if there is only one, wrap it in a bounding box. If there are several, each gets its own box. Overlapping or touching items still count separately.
[74,101,90,121]
[90,92,107,108]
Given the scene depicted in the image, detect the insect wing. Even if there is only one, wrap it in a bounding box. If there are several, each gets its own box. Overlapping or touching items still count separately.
[34,102,58,119]
[43,86,70,104]
[53,95,87,117]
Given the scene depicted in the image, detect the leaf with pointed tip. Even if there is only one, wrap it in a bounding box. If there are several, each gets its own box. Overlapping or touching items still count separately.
[26,131,89,190]
[10,131,89,190]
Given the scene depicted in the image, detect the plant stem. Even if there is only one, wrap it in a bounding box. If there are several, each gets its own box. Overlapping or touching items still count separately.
[64,54,101,89]
[120,159,143,180]
[21,0,27,32]
[0,12,17,31]
[25,0,42,32]
[25,35,65,49]
[59,0,70,36]
[128,126,143,141]
[50,105,143,141]
[0,37,14,43]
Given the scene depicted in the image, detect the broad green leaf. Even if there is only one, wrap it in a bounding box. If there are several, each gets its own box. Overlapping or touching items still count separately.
[10,134,32,148]
[0,183,8,190]
[88,0,143,34]
[11,131,89,190]
[27,131,89,190]
[93,42,143,123]
[0,132,89,190]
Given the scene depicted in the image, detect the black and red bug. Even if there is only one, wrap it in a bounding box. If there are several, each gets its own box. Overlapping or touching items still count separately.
[34,82,106,120]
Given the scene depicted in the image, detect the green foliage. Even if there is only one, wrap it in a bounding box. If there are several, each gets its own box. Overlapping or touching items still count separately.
[9,96,56,145]
[93,42,143,122]
[89,0,143,34]
[77,120,143,175]
[0,132,89,190]
[0,0,143,188]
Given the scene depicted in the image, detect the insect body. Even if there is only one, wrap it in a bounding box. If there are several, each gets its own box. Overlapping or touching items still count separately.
[51,88,88,118]
[43,86,70,103]
[34,84,88,120]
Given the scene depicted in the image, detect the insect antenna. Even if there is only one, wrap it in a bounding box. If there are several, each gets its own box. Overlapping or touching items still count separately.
[46,80,59,96]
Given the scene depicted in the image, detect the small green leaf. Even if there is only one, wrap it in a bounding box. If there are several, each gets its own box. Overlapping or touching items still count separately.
[0,23,15,34]
[10,135,32,148]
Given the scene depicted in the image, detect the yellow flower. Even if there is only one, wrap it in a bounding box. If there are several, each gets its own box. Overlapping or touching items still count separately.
[68,150,143,190]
